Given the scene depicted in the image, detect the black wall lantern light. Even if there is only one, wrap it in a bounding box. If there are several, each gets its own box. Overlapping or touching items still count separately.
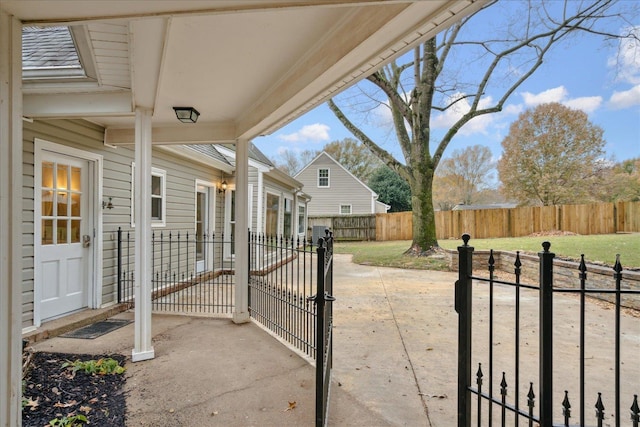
[173,106,200,123]
[218,180,228,194]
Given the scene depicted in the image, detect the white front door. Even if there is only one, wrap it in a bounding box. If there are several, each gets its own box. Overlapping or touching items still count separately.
[37,152,93,321]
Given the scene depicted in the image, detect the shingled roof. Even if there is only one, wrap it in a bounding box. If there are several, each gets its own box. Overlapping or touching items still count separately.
[22,26,81,70]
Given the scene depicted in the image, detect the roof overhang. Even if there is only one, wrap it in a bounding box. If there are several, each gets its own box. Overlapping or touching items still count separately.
[3,1,487,144]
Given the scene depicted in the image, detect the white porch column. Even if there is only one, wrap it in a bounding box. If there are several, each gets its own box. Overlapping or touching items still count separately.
[233,138,250,323]
[132,108,155,361]
[0,10,23,426]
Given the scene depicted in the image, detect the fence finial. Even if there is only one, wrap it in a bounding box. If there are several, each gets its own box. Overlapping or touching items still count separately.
[462,233,471,246]
[631,394,639,423]
[542,241,551,252]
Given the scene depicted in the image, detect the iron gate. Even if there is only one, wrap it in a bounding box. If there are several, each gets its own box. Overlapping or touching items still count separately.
[456,233,639,427]
[308,230,335,427]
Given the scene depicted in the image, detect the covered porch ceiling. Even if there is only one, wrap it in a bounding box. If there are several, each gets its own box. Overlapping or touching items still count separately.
[4,0,485,145]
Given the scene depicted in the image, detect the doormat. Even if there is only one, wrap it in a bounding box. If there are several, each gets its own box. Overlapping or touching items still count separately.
[61,319,132,339]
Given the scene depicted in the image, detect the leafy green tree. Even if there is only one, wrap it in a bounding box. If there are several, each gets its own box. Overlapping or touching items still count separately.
[328,1,637,254]
[368,166,412,212]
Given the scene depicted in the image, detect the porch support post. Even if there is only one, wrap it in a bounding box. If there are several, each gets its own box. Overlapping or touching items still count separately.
[233,138,250,323]
[0,10,23,426]
[132,108,155,361]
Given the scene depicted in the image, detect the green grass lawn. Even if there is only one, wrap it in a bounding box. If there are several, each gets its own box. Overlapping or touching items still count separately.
[334,233,640,270]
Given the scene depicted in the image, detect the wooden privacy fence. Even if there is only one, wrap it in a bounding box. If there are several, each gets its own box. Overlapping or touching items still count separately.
[375,201,639,241]
[308,215,376,241]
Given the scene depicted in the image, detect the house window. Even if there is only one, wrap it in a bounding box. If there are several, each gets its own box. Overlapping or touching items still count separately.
[283,198,293,237]
[318,168,329,187]
[131,163,167,227]
[340,204,352,215]
[298,204,306,234]
[265,192,280,236]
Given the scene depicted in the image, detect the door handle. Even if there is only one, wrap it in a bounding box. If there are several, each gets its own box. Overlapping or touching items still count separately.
[82,235,91,248]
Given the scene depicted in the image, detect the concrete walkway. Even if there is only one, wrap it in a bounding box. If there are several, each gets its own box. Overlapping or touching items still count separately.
[29,253,639,426]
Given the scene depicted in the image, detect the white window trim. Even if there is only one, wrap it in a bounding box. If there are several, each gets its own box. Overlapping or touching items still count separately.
[131,162,167,228]
[339,204,352,215]
[317,168,330,188]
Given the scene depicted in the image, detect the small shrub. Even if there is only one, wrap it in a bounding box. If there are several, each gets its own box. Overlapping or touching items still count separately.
[47,414,88,426]
[62,358,126,376]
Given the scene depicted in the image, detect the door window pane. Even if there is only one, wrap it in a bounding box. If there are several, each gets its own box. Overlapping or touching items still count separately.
[70,193,81,216]
[57,164,68,190]
[57,219,68,244]
[71,220,81,243]
[42,162,54,188]
[42,190,54,216]
[42,219,54,245]
[57,191,69,216]
[70,166,81,191]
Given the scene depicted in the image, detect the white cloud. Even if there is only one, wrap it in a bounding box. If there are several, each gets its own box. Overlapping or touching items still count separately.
[608,84,640,110]
[278,123,330,142]
[608,26,640,85]
[522,86,569,106]
[564,96,602,113]
[431,93,496,136]
[519,86,602,114]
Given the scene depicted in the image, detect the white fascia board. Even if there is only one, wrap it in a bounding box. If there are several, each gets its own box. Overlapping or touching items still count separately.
[105,122,237,145]
[23,91,132,117]
[156,145,234,174]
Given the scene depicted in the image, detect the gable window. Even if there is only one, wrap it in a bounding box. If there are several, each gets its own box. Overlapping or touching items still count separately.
[318,168,329,187]
[131,163,167,227]
[340,204,352,215]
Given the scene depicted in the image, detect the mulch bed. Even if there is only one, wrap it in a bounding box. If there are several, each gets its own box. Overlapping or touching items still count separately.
[22,352,127,427]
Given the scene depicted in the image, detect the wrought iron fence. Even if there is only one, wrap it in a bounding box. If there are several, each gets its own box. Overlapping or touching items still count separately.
[117,228,323,360]
[456,233,640,427]
[248,233,320,360]
[117,228,235,314]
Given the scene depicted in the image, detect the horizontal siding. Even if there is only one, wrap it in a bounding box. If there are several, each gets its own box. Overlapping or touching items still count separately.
[22,119,227,328]
[296,154,373,215]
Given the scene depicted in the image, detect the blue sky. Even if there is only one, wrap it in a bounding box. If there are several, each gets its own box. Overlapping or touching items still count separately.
[255,3,640,168]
